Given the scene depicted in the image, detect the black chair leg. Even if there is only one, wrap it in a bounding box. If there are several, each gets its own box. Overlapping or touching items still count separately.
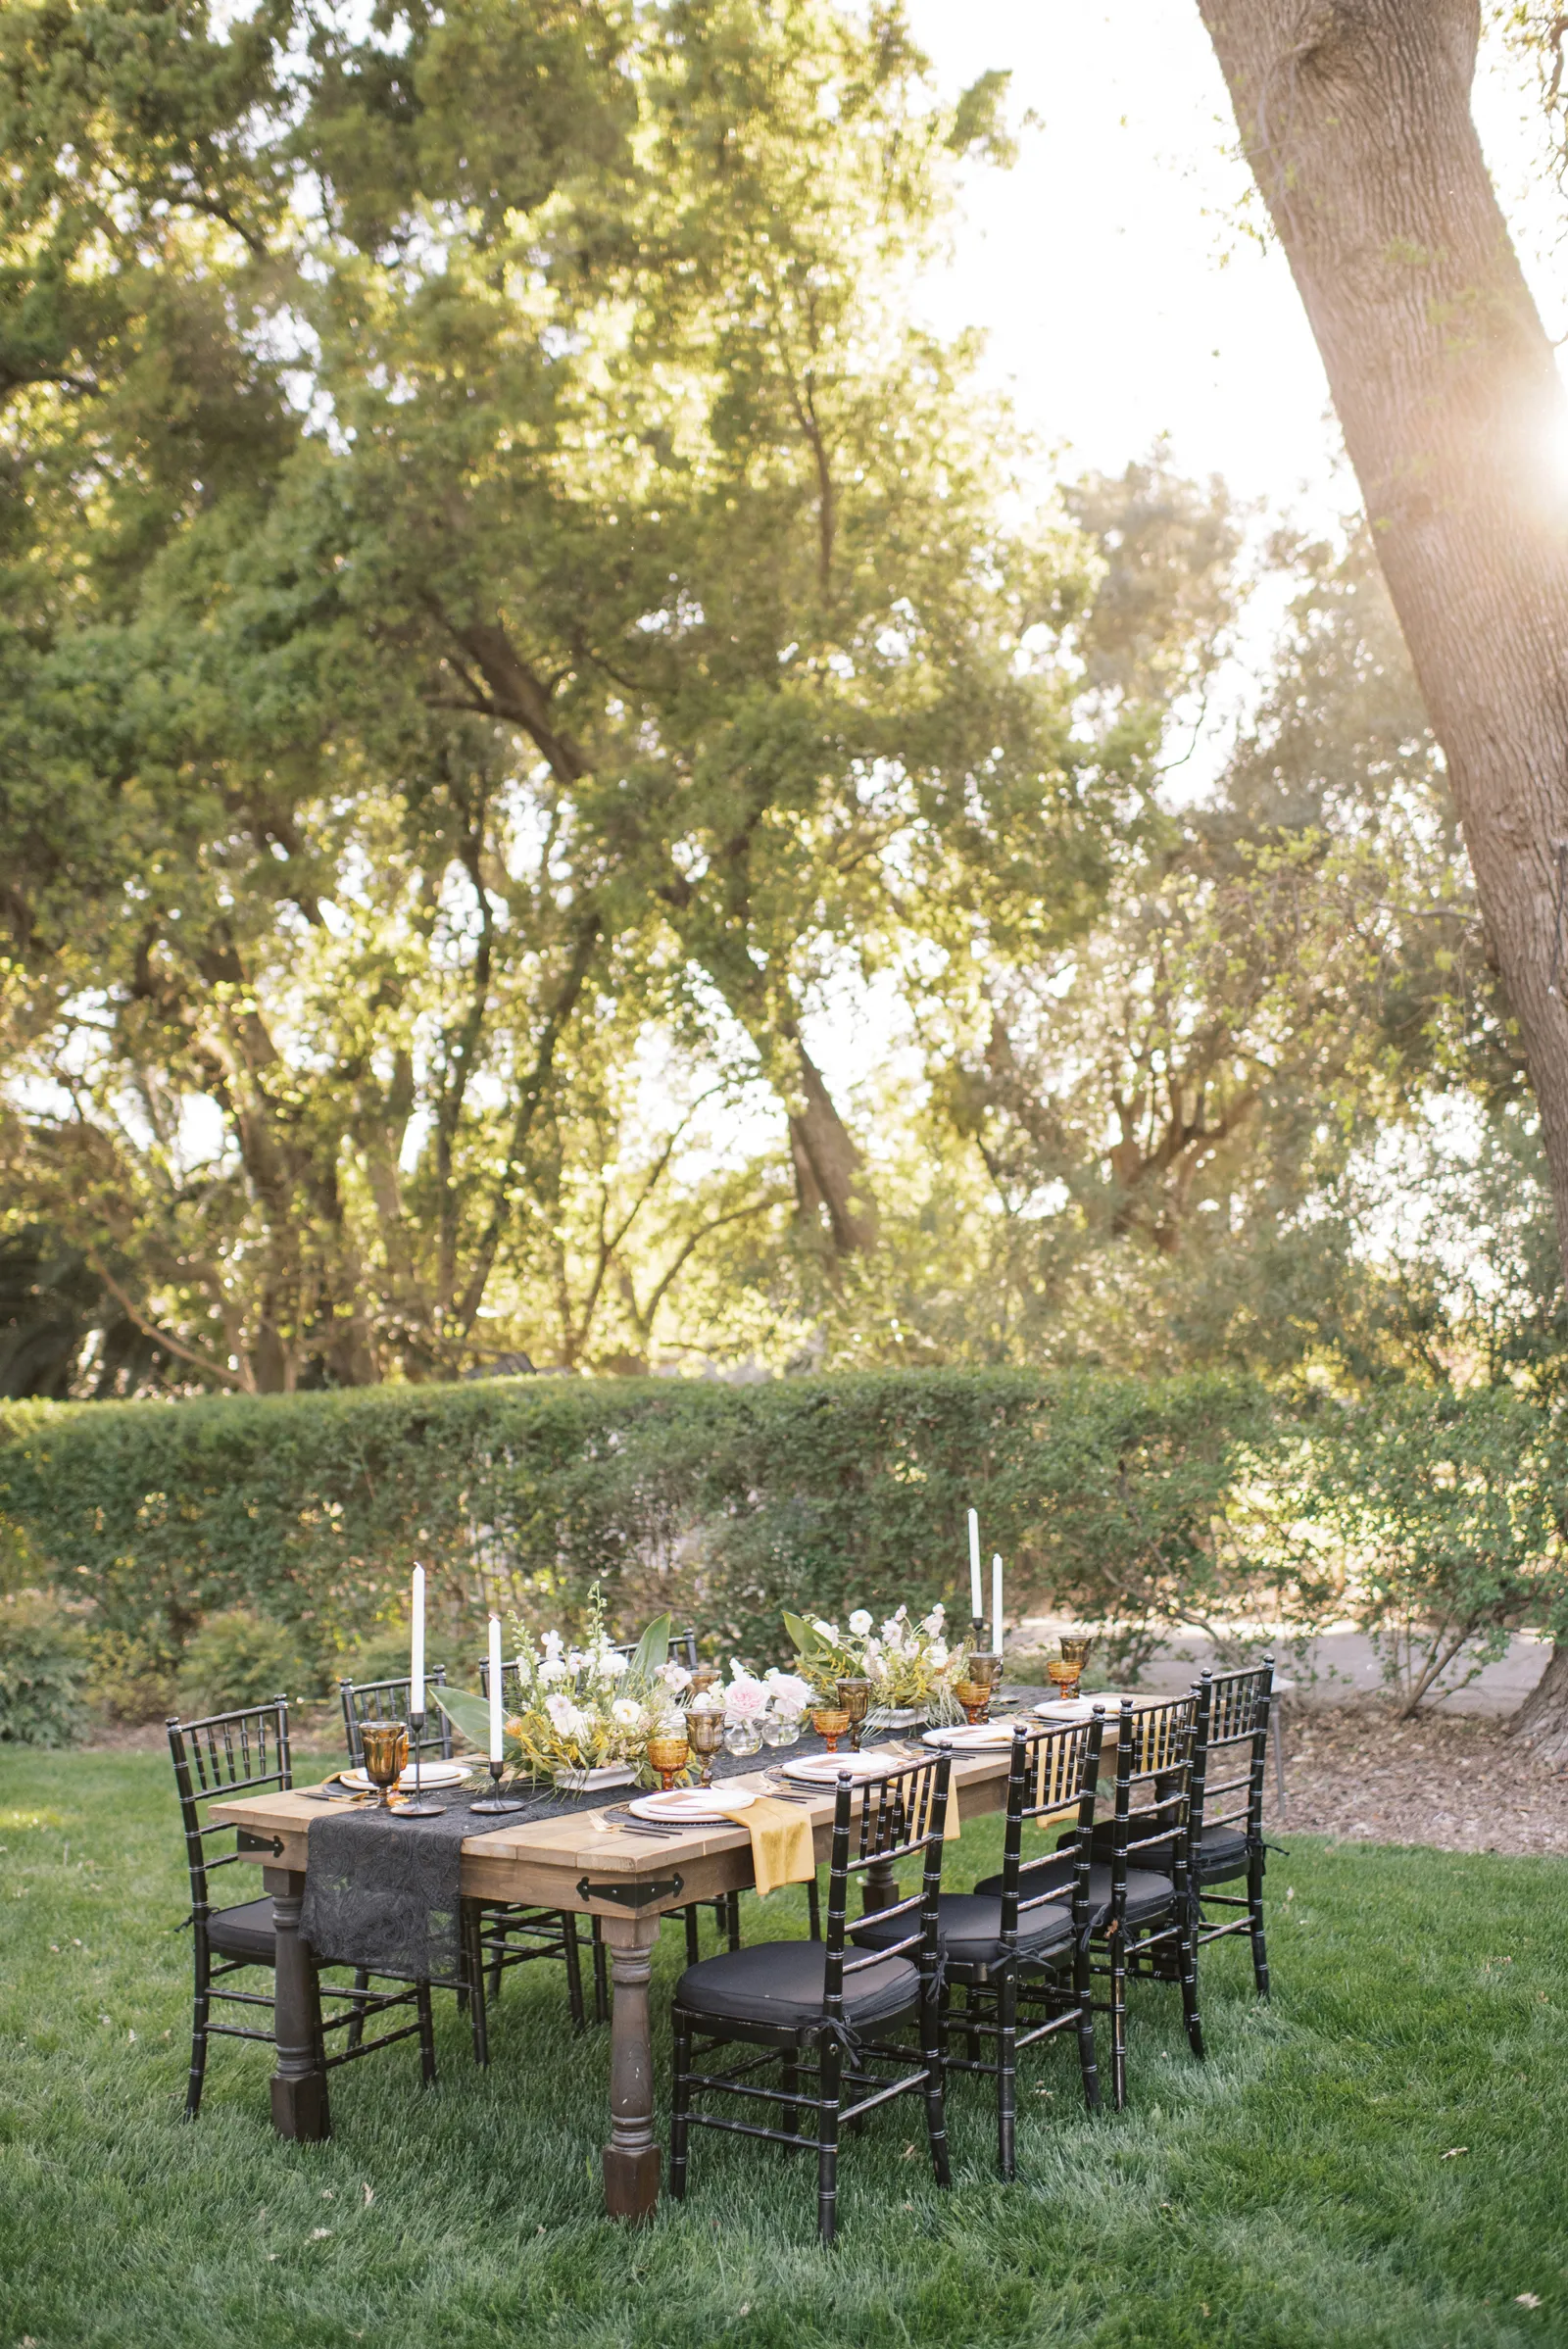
[1109,1935,1129,2111]
[416,1979,437,2086]
[1073,1940,1101,2114]
[561,1913,587,2032]
[725,1890,742,1952]
[816,2031,843,2247]
[1179,1915,1205,2060]
[780,2031,803,2140]
[964,1985,982,2071]
[184,1934,211,2122]
[669,2012,692,2199]
[1249,1864,1271,1998]
[464,1909,490,2068]
[808,1872,821,1941]
[922,1989,951,2190]
[591,1917,610,2024]
[996,1968,1018,2180]
[346,1967,369,2053]
[683,1904,700,1969]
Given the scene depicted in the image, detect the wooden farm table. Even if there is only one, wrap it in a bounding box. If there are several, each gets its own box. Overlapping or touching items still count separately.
[211,1701,1152,2222]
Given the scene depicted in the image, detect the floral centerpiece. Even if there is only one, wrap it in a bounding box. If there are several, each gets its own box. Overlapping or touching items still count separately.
[782,1603,967,1726]
[715,1663,815,1751]
[435,1588,680,1789]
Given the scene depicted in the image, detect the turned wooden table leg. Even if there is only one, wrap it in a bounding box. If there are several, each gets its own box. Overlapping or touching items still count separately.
[265,1866,330,2141]
[601,1911,662,2220]
[860,1852,900,1915]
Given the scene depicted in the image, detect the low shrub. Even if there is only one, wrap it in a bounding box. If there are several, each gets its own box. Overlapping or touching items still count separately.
[1289,1386,1565,1713]
[0,1590,88,1746]
[85,1629,179,1725]
[174,1608,318,1718]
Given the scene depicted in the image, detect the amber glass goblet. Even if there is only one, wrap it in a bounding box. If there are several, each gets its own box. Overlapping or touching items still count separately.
[360,1719,409,1809]
[810,1705,852,1755]
[1048,1634,1094,1704]
[952,1680,990,1728]
[646,1722,692,1793]
[835,1677,872,1752]
[686,1695,726,1788]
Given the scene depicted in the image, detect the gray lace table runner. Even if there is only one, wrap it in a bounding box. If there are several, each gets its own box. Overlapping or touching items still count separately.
[298,1688,1055,1982]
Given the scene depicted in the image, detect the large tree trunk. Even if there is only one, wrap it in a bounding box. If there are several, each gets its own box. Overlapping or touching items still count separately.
[1509,1639,1568,1762]
[783,1028,879,1255]
[1196,0,1568,1287]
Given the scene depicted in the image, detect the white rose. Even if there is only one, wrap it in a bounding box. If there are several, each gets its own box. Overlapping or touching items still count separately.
[764,1670,812,1713]
[537,1655,567,1685]
[611,1697,645,1729]
[848,1609,873,1638]
[599,1648,628,1678]
[545,1691,589,1739]
[725,1674,769,1720]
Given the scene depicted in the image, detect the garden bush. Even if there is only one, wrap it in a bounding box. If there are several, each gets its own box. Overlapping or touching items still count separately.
[0,1590,88,1745]
[173,1608,318,1718]
[0,1370,1283,1684]
[1288,1385,1565,1712]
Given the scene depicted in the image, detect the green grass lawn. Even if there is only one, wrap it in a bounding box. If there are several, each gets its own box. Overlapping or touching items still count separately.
[2,1750,1565,2349]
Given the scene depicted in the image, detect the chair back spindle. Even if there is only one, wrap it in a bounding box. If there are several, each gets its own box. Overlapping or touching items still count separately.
[339,1671,453,1767]
[1189,1657,1274,1877]
[821,1750,953,2027]
[167,1696,292,1921]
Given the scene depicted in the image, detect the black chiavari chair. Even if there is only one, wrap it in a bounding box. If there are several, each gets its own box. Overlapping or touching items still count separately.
[610,1627,702,1673]
[1184,1659,1275,2012]
[669,1750,954,2245]
[338,1671,454,1766]
[976,1694,1200,2107]
[854,1713,1104,2176]
[168,1698,435,2119]
[339,1672,587,2055]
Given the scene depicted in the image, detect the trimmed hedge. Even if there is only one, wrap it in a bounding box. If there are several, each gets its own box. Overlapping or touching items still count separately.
[0,1370,1277,1690]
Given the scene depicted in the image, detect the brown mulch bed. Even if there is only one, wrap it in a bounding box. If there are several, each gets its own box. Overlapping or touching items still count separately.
[1273,1696,1568,1856]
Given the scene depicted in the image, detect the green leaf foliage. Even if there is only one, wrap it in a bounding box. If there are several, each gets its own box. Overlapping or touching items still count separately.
[0,1588,87,1745]
[0,1368,1279,1677]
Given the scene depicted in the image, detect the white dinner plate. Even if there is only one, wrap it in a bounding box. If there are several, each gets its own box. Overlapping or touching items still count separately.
[781,1748,905,1784]
[920,1722,1016,1750]
[339,1759,473,1792]
[627,1787,757,1825]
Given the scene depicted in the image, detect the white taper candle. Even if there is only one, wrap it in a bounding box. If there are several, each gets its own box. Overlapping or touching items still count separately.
[487,1613,504,1765]
[411,1563,425,1716]
[968,1508,982,1620]
[991,1552,1004,1650]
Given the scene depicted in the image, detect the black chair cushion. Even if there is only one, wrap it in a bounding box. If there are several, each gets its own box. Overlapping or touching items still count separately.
[205,1898,277,1963]
[1087,1821,1251,1884]
[850,1891,1073,1971]
[971,1861,1176,1929]
[675,1939,919,2031]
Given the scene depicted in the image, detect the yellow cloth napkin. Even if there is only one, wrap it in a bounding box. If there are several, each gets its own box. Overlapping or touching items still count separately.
[706,1794,816,1897]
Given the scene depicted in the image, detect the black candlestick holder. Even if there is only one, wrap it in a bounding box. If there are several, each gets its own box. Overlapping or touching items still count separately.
[394,1709,444,1816]
[470,1756,525,1815]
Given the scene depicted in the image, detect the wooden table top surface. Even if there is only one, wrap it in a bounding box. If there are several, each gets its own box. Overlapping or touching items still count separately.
[211,1698,1157,1881]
